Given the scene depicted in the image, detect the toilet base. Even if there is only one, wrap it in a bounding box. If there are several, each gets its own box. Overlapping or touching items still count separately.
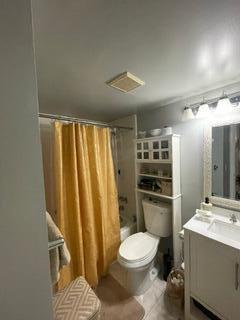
[125,260,159,296]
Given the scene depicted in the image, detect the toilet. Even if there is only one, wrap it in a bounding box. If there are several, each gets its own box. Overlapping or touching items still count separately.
[118,198,172,295]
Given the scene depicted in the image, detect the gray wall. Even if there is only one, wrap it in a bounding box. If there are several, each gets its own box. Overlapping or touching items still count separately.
[137,102,204,224]
[0,1,53,319]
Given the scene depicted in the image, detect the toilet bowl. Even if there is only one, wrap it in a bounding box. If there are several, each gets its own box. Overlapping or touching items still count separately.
[118,232,160,295]
[117,198,172,295]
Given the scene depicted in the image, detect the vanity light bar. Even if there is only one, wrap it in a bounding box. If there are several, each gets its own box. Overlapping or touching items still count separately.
[182,91,240,121]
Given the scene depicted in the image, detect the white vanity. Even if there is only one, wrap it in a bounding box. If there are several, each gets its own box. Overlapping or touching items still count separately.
[184,116,240,320]
[184,208,240,320]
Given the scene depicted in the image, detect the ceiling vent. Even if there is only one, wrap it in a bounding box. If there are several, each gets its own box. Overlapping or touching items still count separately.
[107,72,145,93]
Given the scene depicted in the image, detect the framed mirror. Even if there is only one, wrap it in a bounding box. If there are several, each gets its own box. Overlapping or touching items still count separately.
[204,117,240,210]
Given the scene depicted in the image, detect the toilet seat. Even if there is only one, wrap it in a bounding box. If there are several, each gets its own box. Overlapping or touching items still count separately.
[118,232,160,269]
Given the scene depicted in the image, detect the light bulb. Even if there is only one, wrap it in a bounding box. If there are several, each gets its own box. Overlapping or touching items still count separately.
[216,96,232,114]
[182,106,195,121]
[196,103,210,119]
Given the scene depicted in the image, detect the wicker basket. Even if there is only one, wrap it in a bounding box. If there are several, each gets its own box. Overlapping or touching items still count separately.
[166,268,184,299]
[161,181,172,196]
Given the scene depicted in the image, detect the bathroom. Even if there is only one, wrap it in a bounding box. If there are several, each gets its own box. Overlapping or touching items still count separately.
[2,1,240,320]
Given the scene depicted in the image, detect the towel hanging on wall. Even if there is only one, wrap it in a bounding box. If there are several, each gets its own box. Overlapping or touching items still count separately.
[46,211,71,285]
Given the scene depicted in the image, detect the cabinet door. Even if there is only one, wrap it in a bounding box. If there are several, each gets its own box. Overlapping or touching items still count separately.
[143,141,150,151]
[136,151,143,160]
[150,140,160,161]
[152,150,160,160]
[136,142,142,151]
[136,142,143,161]
[152,140,160,150]
[190,233,240,320]
[136,141,150,161]
[160,139,172,161]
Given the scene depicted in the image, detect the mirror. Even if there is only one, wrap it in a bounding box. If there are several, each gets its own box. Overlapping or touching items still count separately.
[212,124,240,201]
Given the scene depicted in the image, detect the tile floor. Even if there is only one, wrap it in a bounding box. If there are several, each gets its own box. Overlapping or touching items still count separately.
[110,262,183,320]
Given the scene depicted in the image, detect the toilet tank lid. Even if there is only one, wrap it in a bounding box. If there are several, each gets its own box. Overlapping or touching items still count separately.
[142,198,171,208]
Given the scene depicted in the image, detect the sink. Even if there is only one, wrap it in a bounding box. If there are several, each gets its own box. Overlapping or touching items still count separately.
[194,214,212,223]
[208,219,240,243]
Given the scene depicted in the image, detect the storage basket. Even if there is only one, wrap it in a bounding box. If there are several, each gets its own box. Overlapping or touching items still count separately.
[166,268,184,299]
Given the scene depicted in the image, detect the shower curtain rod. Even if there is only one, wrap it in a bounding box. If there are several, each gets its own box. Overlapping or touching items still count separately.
[39,113,133,130]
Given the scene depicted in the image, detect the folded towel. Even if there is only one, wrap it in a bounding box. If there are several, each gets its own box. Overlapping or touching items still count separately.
[46,211,71,285]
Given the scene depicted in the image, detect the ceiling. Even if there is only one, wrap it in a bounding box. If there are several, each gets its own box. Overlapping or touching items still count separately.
[32,0,240,122]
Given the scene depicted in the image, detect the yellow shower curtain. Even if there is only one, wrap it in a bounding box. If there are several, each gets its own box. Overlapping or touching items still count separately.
[54,122,120,289]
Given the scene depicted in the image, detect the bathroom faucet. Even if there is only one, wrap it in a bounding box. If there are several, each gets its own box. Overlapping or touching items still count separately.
[229,213,238,223]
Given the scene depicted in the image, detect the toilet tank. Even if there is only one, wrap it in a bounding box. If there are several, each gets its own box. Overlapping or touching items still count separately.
[142,198,172,237]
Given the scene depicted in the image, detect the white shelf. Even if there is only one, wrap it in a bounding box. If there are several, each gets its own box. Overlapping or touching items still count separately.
[136,160,172,164]
[135,134,180,141]
[136,188,181,200]
[138,173,172,180]
[135,134,181,267]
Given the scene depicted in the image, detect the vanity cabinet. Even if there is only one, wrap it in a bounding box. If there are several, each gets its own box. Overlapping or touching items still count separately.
[186,231,240,320]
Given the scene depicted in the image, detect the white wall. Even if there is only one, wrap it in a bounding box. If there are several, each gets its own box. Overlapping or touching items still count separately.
[40,118,56,219]
[0,1,53,319]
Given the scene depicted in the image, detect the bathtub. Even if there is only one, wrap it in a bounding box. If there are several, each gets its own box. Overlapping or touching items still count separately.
[120,215,137,242]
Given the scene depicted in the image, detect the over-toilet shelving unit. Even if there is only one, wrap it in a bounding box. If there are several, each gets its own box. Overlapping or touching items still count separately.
[135,134,182,267]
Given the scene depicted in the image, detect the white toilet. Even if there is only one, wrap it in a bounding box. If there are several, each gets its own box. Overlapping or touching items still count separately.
[118,198,172,295]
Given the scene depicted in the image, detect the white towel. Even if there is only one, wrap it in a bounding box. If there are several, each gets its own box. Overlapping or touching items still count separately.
[46,212,71,285]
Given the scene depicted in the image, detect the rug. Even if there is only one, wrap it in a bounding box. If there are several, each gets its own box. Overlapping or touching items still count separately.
[95,275,145,320]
